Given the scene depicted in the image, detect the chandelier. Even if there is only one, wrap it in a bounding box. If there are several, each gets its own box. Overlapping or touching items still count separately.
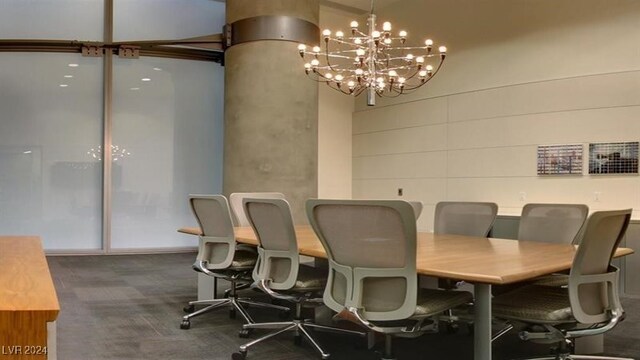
[297,2,447,106]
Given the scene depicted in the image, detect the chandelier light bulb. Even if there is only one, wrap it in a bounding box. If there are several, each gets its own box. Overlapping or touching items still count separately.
[296,9,448,105]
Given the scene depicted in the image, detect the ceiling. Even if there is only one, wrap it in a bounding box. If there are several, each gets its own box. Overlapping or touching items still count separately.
[322,0,403,14]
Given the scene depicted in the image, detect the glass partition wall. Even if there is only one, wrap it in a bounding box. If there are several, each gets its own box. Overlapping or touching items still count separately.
[0,0,225,252]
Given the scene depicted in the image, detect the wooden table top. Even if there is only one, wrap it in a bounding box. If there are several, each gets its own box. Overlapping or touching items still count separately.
[0,236,59,318]
[178,225,634,285]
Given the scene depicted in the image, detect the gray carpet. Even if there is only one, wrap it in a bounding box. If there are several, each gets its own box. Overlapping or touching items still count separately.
[47,253,640,360]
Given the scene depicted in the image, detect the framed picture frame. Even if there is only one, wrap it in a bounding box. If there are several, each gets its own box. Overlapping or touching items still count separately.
[537,144,583,176]
[588,142,639,175]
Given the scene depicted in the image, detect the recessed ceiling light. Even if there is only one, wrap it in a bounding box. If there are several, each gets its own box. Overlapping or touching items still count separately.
[68,63,79,67]
[23,150,32,154]
[130,87,140,91]
[59,84,69,87]
[141,78,151,82]
[153,67,162,71]
[64,75,73,78]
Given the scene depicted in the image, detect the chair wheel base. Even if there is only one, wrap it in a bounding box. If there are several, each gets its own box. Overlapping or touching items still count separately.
[183,304,195,313]
[231,351,246,360]
[238,328,252,338]
[180,320,191,330]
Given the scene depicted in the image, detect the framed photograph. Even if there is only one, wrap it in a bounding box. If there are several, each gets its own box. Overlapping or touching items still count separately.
[537,144,583,175]
[589,142,639,175]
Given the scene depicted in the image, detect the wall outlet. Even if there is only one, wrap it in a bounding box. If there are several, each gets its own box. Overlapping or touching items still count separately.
[519,191,527,201]
[397,188,403,196]
[594,191,602,202]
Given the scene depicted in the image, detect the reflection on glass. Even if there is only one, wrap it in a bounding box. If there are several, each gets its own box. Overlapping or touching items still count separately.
[114,0,225,41]
[0,0,103,40]
[0,53,103,250]
[111,57,223,249]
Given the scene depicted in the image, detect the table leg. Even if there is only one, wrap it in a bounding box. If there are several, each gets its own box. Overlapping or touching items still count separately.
[474,283,492,360]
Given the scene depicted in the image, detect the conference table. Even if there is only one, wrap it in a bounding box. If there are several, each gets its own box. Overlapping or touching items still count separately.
[178,225,634,360]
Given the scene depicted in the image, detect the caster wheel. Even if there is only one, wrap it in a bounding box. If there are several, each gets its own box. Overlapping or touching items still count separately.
[278,309,291,319]
[180,320,191,330]
[294,335,302,346]
[238,328,253,338]
[231,351,246,360]
[229,309,236,319]
[183,304,195,313]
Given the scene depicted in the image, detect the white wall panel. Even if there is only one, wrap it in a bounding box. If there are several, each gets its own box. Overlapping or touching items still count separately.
[353,152,447,180]
[447,146,535,178]
[353,97,448,134]
[353,124,447,157]
[448,71,640,123]
[447,105,640,150]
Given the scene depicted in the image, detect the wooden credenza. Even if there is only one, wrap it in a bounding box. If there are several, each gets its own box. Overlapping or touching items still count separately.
[0,237,59,359]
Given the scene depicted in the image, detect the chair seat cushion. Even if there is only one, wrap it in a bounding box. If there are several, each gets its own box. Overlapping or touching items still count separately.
[413,288,473,318]
[228,249,258,269]
[492,285,573,324]
[532,274,569,287]
[291,264,326,291]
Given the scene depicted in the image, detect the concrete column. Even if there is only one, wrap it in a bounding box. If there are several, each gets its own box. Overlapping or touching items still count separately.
[224,0,319,223]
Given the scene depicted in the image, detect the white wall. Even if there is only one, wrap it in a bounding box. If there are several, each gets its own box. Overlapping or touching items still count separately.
[317,5,356,198]
[351,0,640,230]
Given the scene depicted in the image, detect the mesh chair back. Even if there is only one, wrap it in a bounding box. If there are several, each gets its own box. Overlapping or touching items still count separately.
[518,203,588,244]
[409,201,424,220]
[244,198,299,290]
[434,201,498,237]
[569,209,631,324]
[229,192,285,226]
[189,195,236,269]
[307,199,418,321]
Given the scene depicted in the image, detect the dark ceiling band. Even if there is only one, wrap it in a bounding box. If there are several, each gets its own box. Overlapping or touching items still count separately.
[229,15,319,47]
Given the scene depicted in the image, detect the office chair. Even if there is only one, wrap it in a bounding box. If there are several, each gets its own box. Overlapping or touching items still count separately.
[232,198,364,360]
[180,195,288,330]
[434,201,498,237]
[306,199,473,360]
[229,192,285,226]
[492,209,632,360]
[409,200,424,220]
[432,201,498,331]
